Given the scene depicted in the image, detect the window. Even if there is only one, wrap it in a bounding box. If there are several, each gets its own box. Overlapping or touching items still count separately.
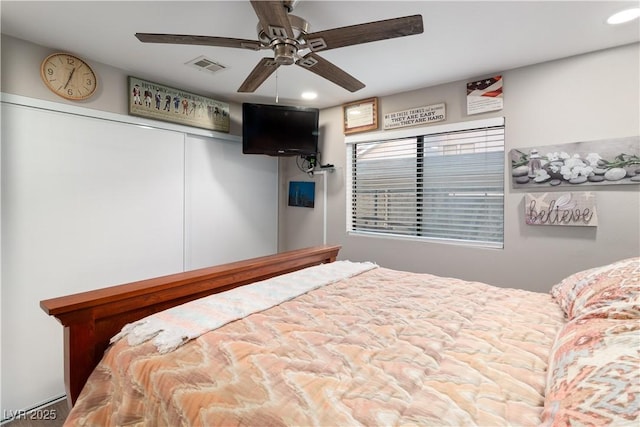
[346,118,504,248]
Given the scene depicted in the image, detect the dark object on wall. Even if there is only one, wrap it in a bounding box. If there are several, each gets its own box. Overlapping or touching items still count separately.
[288,181,315,208]
[243,103,319,156]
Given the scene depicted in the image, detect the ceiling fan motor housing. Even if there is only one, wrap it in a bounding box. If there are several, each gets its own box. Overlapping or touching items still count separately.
[282,0,300,13]
[257,15,309,43]
[257,14,310,65]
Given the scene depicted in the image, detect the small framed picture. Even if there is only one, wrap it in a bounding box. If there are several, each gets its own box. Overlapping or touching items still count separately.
[288,181,315,208]
[343,97,378,134]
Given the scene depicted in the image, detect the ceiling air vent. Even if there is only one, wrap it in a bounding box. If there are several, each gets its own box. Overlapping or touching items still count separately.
[185,56,227,74]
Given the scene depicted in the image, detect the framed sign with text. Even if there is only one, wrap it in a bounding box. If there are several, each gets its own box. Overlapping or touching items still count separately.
[128,76,230,133]
[525,192,597,226]
[343,97,378,134]
[383,103,446,130]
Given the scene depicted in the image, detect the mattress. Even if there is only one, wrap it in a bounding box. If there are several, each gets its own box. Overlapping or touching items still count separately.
[64,264,568,426]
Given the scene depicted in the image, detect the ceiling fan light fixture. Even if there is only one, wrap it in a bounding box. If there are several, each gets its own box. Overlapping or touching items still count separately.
[607,7,640,24]
[273,43,298,65]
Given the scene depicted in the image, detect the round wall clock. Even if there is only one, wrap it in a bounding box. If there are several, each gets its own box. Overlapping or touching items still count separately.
[40,53,97,101]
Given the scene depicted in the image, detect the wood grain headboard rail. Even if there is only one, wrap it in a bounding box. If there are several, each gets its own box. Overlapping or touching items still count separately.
[40,244,341,407]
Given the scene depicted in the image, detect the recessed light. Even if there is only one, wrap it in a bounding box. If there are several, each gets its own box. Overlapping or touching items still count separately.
[301,91,317,100]
[607,7,640,25]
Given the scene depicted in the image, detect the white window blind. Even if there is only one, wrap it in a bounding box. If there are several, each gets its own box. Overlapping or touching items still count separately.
[347,123,504,248]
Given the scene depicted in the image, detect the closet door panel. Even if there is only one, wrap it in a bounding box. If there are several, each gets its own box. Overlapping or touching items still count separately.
[1,103,185,411]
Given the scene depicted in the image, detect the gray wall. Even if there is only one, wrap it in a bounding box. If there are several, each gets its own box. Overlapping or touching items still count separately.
[280,43,640,293]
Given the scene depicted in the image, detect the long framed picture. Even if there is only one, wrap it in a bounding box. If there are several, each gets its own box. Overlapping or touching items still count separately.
[510,136,640,188]
[128,76,230,132]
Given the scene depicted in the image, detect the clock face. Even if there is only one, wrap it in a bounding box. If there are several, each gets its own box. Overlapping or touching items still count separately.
[40,53,97,100]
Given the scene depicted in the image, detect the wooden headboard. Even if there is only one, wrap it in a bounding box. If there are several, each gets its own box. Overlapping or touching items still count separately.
[40,245,341,407]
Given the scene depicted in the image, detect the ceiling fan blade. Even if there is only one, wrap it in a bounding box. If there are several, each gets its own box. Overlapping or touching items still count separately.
[238,58,281,92]
[304,14,423,52]
[250,0,294,39]
[297,52,365,92]
[135,33,262,50]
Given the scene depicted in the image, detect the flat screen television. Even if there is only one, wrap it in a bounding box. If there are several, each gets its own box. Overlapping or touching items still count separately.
[242,103,319,156]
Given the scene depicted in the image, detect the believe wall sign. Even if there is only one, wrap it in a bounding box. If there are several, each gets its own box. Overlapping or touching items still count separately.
[525,192,597,227]
[383,103,446,130]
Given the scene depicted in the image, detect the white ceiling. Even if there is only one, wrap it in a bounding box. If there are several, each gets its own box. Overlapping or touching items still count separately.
[2,1,639,109]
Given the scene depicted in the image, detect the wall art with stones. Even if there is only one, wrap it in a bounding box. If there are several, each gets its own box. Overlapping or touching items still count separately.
[510,136,640,189]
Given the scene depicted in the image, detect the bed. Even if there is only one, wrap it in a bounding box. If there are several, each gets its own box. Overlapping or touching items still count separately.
[40,245,639,426]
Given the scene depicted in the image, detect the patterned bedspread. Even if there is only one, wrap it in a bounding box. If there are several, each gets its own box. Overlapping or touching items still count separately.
[65,267,566,426]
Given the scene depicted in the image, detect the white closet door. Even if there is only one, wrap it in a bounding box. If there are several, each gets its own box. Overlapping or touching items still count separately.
[1,103,185,412]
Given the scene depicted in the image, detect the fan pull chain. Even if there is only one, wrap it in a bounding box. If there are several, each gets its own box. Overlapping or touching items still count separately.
[275,69,279,103]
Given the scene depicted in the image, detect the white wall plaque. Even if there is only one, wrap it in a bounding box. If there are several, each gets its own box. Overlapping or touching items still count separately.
[467,75,503,115]
[525,192,597,226]
[383,103,446,130]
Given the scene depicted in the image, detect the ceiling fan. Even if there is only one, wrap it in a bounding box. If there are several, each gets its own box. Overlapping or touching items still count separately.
[135,0,424,93]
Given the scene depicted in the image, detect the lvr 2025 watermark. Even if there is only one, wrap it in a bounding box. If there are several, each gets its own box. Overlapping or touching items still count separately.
[3,408,57,421]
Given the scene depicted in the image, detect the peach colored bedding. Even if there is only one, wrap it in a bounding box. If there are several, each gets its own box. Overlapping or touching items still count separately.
[65,266,566,426]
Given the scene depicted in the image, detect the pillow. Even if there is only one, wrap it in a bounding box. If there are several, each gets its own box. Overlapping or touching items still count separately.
[550,257,640,320]
[540,317,640,426]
